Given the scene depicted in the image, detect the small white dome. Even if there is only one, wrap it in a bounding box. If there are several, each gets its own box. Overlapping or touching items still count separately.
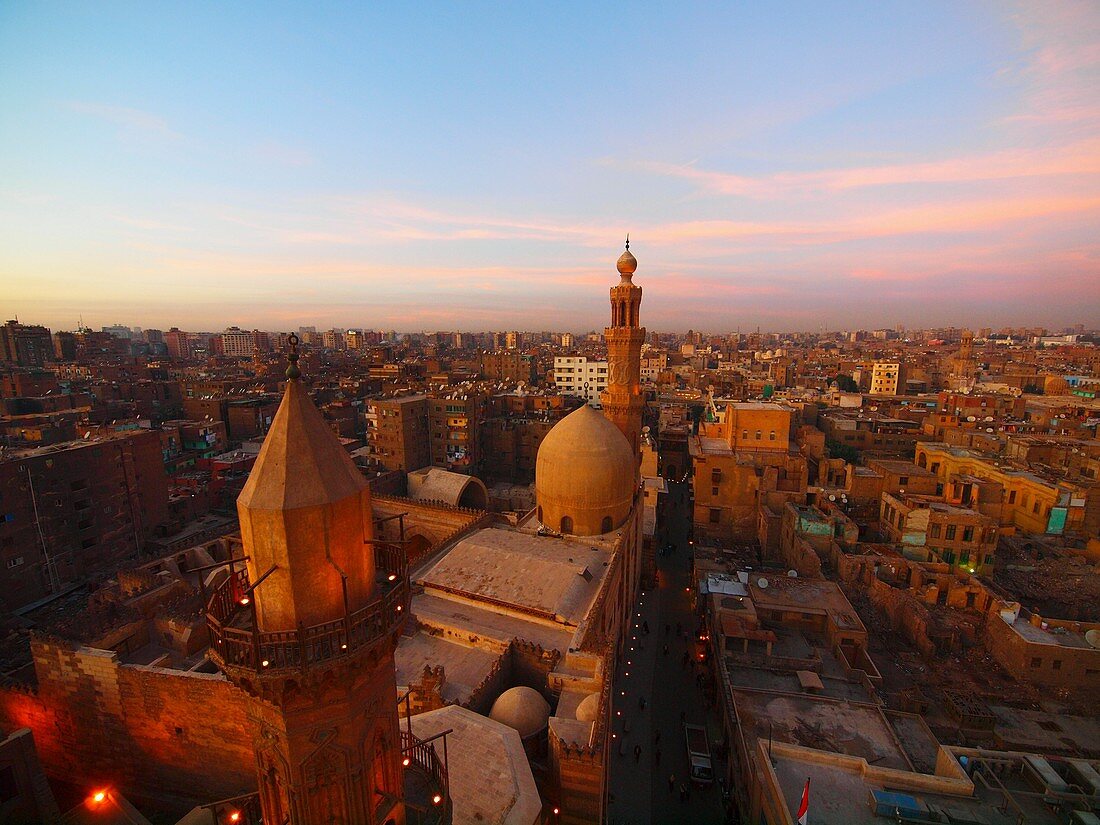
[575,692,600,723]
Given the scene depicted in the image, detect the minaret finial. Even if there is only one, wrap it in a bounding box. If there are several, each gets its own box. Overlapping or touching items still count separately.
[625,233,630,250]
[285,333,301,381]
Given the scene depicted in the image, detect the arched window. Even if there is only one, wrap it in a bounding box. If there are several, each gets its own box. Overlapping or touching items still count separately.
[560,515,573,534]
[601,516,613,533]
[917,453,927,468]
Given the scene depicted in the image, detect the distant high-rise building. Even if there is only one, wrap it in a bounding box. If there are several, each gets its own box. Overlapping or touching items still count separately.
[164,327,191,360]
[0,320,53,367]
[220,326,256,357]
[101,324,132,339]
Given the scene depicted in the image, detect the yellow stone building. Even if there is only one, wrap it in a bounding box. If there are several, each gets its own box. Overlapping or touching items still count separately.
[916,441,1091,535]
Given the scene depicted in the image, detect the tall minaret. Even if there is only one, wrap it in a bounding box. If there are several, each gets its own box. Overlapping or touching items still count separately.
[601,238,646,457]
[208,335,408,825]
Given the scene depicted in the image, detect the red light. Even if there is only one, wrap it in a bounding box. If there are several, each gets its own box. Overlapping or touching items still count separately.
[433,794,442,805]
[239,596,250,605]
[229,813,241,823]
[553,807,560,816]
[89,789,108,807]
[402,757,410,766]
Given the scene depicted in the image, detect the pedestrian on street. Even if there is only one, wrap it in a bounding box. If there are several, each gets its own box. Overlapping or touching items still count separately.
[679,783,689,802]
[642,620,650,634]
[668,773,675,792]
[653,730,661,747]
[655,747,661,766]
[633,744,642,763]
[638,696,646,711]
[663,643,669,656]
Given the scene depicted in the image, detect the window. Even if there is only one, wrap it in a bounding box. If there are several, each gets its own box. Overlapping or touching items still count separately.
[1033,501,1040,514]
[960,551,969,564]
[930,524,941,538]
[899,476,909,486]
[945,525,957,541]
[601,516,613,533]
[962,527,974,542]
[709,508,720,524]
[711,486,718,496]
[1052,660,1062,670]
[769,431,776,441]
[560,516,573,534]
[755,430,762,440]
[742,430,748,440]
[1008,490,1017,504]
[1030,657,1042,668]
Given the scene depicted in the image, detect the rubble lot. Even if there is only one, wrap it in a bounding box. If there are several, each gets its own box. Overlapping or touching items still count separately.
[994,540,1100,622]
[853,588,1096,723]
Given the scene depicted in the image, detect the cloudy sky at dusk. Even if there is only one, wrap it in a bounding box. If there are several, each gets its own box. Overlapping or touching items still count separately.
[1,2,1098,333]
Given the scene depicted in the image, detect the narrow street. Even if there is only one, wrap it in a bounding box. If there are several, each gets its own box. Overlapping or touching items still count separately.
[607,480,729,825]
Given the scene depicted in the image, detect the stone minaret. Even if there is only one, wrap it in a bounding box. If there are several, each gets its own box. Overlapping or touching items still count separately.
[601,238,646,457]
[210,335,408,825]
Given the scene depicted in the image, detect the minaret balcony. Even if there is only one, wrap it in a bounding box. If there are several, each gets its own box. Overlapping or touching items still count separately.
[205,541,409,676]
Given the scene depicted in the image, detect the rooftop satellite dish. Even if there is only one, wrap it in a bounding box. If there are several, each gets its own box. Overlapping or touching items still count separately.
[757,577,769,589]
[788,570,798,578]
[984,416,994,421]
[829,494,836,501]
[967,416,977,422]
[1086,629,1100,650]
[83,432,91,439]
[986,427,994,432]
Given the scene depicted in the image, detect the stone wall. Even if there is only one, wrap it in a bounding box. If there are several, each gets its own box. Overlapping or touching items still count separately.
[0,637,255,804]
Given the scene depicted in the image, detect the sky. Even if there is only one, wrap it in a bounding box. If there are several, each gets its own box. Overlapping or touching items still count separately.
[1,2,1098,334]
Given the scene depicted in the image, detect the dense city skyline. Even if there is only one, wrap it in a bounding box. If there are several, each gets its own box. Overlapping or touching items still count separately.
[2,3,1098,331]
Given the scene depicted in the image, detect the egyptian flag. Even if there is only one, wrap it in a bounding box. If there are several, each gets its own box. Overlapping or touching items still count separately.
[797,777,810,824]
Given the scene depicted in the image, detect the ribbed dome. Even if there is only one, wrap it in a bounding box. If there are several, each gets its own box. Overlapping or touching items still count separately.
[536,405,635,536]
[489,687,551,739]
[575,692,600,723]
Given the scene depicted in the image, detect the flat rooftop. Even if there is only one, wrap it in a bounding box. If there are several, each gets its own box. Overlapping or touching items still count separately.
[769,747,1082,825]
[733,690,918,772]
[394,630,501,705]
[419,526,611,626]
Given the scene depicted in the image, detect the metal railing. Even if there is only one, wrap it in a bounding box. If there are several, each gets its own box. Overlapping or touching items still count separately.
[206,542,409,674]
[401,728,452,825]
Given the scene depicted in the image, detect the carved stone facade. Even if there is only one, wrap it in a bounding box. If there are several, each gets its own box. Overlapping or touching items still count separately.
[600,242,646,457]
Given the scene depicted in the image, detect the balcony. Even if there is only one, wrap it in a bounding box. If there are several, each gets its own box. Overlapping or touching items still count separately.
[205,542,410,677]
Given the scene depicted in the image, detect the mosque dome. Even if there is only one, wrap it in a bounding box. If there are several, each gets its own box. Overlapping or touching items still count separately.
[575,692,600,723]
[535,404,635,536]
[489,687,551,739]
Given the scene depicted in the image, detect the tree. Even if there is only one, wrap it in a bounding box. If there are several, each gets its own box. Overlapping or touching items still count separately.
[832,374,859,393]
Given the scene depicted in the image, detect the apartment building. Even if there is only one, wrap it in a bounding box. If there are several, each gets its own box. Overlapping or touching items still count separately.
[366,394,431,472]
[429,393,486,473]
[553,355,608,406]
[0,430,169,611]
